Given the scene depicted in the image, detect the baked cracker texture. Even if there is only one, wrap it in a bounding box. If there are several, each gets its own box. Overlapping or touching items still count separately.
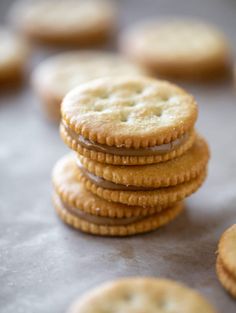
[32,51,147,122]
[54,193,183,236]
[119,19,231,81]
[216,224,236,298]
[61,76,198,148]
[54,75,210,238]
[9,0,116,46]
[0,28,28,85]
[78,167,207,207]
[52,154,173,218]
[60,122,196,165]
[78,136,209,188]
[68,277,217,312]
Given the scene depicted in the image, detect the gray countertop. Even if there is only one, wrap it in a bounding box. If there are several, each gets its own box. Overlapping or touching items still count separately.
[1,0,236,312]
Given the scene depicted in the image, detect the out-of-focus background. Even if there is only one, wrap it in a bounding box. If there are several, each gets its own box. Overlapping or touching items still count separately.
[0,0,236,313]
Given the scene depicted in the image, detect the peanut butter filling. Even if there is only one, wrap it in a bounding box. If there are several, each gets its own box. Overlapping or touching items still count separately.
[62,122,189,156]
[77,161,156,191]
[62,200,146,226]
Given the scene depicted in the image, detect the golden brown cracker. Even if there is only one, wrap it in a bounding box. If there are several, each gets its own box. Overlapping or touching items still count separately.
[61,76,198,149]
[53,193,184,236]
[78,136,209,187]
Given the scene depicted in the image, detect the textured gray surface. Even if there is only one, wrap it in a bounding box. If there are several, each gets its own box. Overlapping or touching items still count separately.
[0,0,236,312]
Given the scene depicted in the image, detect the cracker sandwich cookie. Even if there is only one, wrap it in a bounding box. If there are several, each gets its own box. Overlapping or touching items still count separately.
[0,27,28,85]
[32,51,147,121]
[61,76,198,165]
[76,136,209,207]
[119,19,231,80]
[9,0,115,46]
[54,76,210,236]
[216,224,236,297]
[68,277,217,313]
[52,154,184,236]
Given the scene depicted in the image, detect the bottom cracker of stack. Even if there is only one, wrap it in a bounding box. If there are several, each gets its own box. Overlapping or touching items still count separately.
[52,154,184,236]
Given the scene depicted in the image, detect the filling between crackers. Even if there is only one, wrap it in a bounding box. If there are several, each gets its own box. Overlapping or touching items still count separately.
[77,160,157,191]
[61,199,148,226]
[62,122,190,156]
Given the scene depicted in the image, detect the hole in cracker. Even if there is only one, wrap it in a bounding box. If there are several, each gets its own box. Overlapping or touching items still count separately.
[120,112,129,122]
[135,88,143,94]
[122,292,132,302]
[94,106,104,112]
[153,108,163,117]
[161,95,170,101]
[100,93,109,99]
[120,116,128,122]
[156,299,167,309]
[126,101,135,107]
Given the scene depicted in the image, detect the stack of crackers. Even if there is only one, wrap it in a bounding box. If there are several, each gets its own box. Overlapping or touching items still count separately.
[52,76,210,236]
